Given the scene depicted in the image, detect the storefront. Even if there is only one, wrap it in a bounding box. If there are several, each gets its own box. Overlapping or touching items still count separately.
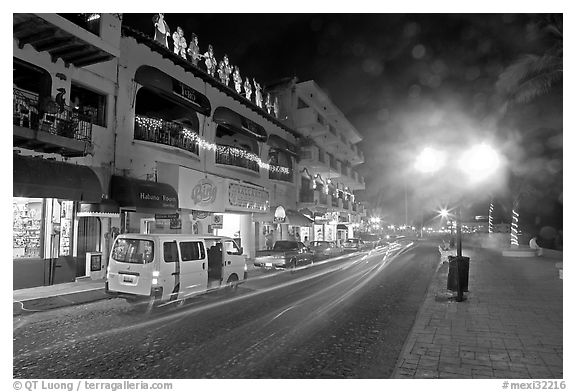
[157,164,270,259]
[13,154,102,289]
[109,175,179,234]
[255,206,313,248]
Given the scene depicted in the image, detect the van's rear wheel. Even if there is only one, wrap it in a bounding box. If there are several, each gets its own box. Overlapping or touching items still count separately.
[225,274,239,293]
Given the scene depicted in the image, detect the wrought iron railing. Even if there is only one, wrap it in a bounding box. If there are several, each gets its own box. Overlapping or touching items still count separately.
[134,114,199,155]
[269,166,293,182]
[13,88,93,142]
[216,145,260,172]
[58,13,101,36]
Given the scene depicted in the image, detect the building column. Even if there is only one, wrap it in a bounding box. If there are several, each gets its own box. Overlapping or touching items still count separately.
[240,214,255,260]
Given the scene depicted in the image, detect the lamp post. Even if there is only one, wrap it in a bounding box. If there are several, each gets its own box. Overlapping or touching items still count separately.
[415,143,501,301]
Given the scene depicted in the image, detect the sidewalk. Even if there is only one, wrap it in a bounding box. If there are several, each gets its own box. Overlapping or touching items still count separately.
[392,246,563,379]
[13,278,108,316]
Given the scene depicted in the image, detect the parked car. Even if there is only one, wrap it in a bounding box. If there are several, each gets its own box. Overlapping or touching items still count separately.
[253,240,314,269]
[309,240,342,260]
[341,238,366,252]
[358,233,381,249]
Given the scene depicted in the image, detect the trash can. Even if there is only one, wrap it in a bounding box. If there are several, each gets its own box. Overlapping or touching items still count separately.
[447,255,470,292]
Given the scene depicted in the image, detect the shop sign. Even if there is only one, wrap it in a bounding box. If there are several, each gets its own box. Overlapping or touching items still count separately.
[178,168,226,212]
[274,206,286,223]
[155,213,179,220]
[212,214,223,229]
[90,253,102,272]
[191,179,217,206]
[227,181,269,212]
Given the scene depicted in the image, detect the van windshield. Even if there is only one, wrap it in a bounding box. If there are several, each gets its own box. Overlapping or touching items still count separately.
[112,239,154,264]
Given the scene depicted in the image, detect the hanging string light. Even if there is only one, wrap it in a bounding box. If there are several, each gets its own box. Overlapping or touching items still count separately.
[136,114,290,174]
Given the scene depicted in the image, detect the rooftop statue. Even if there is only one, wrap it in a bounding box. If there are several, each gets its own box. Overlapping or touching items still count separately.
[152,13,170,48]
[172,26,187,59]
[254,79,262,108]
[218,54,233,86]
[233,66,242,94]
[244,77,252,101]
[187,33,202,66]
[274,97,280,118]
[265,93,273,114]
[204,45,216,77]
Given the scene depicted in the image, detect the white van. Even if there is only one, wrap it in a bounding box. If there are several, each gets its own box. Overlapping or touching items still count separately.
[105,234,247,309]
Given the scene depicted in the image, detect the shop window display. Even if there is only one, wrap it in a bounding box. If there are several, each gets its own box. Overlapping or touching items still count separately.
[13,198,44,259]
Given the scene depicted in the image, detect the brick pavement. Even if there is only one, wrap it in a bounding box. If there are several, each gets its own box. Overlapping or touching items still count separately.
[392,246,563,379]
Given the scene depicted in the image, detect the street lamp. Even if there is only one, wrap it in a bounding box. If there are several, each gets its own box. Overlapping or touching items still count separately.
[415,143,501,301]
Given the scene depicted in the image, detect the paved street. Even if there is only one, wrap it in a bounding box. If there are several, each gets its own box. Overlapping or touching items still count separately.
[14,241,439,378]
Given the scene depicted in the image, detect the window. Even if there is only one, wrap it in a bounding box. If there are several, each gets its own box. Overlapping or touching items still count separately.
[224,240,241,255]
[112,239,154,264]
[71,83,107,127]
[297,98,309,109]
[179,241,205,261]
[163,241,178,263]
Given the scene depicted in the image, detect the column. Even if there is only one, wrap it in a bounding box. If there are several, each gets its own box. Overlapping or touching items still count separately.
[240,214,255,260]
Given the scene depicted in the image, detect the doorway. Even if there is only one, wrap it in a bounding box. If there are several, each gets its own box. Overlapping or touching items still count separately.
[77,217,101,277]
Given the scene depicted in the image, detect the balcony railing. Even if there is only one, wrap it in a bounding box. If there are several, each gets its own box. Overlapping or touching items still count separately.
[58,13,101,36]
[134,114,199,155]
[299,190,314,203]
[269,166,293,182]
[13,88,93,142]
[216,145,260,172]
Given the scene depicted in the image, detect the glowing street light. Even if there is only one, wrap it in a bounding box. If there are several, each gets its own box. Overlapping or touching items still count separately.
[414,147,447,174]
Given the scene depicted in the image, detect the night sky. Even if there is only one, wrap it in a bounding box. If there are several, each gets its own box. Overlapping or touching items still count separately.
[121,13,563,228]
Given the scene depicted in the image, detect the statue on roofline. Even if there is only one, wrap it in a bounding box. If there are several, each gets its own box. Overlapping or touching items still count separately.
[152,13,170,48]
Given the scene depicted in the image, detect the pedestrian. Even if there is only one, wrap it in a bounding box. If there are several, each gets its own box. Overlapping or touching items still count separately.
[265,230,274,250]
[303,236,309,246]
[529,236,543,256]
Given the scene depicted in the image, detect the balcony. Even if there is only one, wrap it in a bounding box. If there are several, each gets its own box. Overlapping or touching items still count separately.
[299,145,330,173]
[269,166,293,183]
[13,88,94,157]
[298,189,328,208]
[216,145,260,173]
[134,114,199,155]
[13,14,119,67]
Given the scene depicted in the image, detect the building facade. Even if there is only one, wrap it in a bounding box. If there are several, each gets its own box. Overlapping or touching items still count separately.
[13,14,368,289]
[13,13,121,289]
[270,79,367,244]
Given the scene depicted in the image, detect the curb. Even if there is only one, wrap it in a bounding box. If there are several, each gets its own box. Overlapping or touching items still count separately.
[13,288,111,317]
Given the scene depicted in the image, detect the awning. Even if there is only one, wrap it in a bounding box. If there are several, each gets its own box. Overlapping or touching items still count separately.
[135,65,211,116]
[78,199,120,217]
[337,224,349,230]
[267,134,298,156]
[110,175,178,211]
[213,107,268,142]
[13,154,102,202]
[285,209,314,226]
[255,208,313,226]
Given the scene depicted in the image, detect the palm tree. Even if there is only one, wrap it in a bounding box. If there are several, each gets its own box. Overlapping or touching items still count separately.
[496,14,562,110]
[496,14,563,247]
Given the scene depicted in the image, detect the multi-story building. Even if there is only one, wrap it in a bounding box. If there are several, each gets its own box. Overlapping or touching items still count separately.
[13,13,121,289]
[12,14,367,289]
[270,79,367,244]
